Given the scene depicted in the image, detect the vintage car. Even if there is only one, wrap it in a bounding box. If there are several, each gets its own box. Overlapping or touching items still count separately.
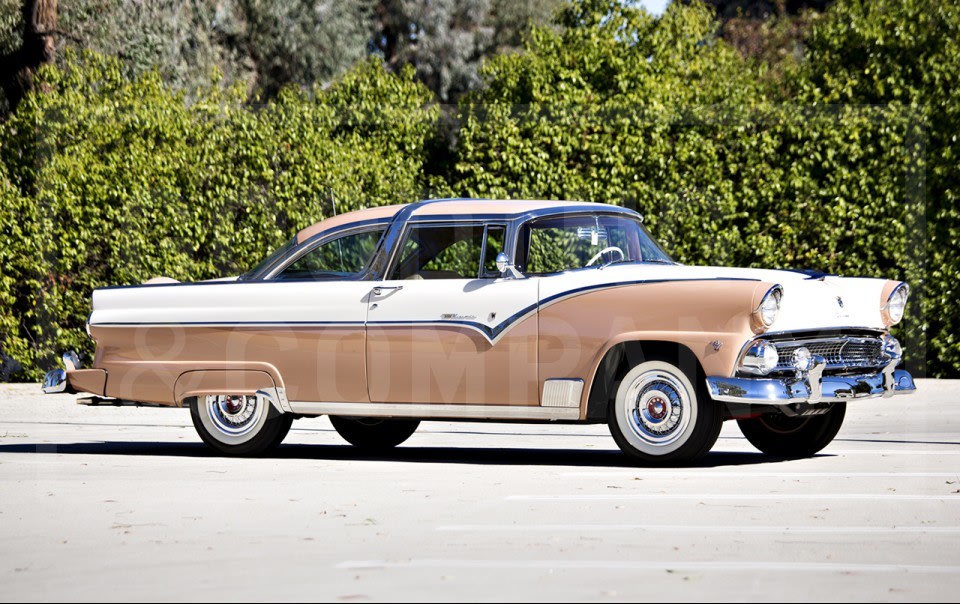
[42,199,915,463]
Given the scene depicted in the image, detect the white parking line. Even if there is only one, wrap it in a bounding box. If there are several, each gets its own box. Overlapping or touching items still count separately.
[436,524,960,534]
[336,559,960,574]
[561,471,960,478]
[781,449,960,455]
[506,493,960,502]
[702,448,960,456]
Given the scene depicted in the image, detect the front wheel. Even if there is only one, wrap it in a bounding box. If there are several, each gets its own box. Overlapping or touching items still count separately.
[330,416,420,452]
[608,360,722,464]
[190,395,293,456]
[737,404,846,458]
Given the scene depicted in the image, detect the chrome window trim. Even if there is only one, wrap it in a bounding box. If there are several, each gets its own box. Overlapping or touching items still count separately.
[479,223,508,279]
[238,236,297,282]
[367,198,457,279]
[265,223,388,281]
[383,219,500,281]
[101,201,648,287]
[370,200,644,280]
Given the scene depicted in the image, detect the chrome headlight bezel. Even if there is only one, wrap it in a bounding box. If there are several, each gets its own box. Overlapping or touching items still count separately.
[882,282,909,326]
[754,285,783,329]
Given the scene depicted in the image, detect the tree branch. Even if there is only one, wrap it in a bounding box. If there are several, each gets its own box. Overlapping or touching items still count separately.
[35,27,83,45]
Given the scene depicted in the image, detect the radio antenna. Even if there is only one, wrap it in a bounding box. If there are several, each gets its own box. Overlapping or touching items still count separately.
[329,186,344,270]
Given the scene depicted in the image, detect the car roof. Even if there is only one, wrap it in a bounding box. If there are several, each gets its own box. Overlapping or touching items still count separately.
[296,204,406,244]
[294,198,634,244]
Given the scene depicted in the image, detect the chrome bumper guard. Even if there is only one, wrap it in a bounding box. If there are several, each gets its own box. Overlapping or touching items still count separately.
[707,355,916,405]
[41,351,80,394]
[42,368,68,394]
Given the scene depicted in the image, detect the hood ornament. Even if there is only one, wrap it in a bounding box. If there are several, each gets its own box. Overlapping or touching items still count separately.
[836,296,844,309]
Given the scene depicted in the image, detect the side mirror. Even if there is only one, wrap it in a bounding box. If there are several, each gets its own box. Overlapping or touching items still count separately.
[495,252,510,274]
[495,252,524,279]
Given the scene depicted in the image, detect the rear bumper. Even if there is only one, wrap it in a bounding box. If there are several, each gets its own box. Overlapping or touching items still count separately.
[707,367,916,405]
[42,367,107,396]
[42,369,69,393]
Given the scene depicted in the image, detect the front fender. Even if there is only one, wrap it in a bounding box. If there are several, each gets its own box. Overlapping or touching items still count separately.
[537,278,771,414]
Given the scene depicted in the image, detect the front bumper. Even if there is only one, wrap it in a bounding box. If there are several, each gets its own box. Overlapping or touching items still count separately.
[707,361,916,405]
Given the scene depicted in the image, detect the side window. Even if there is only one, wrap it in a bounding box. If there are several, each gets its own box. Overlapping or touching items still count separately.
[526,226,587,274]
[275,229,384,280]
[481,225,506,277]
[390,224,488,280]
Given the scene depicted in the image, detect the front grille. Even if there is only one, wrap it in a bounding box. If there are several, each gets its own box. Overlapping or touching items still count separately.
[773,337,884,373]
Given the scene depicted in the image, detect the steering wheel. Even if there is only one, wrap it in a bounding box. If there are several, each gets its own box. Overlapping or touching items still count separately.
[586,246,625,267]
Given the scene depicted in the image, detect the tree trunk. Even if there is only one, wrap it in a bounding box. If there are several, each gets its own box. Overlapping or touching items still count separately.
[0,0,59,113]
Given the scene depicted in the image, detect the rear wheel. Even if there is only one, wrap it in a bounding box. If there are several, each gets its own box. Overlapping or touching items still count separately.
[330,416,419,452]
[190,395,293,456]
[737,404,846,457]
[608,360,722,464]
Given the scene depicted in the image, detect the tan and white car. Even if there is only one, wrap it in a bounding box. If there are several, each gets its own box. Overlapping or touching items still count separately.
[43,199,915,463]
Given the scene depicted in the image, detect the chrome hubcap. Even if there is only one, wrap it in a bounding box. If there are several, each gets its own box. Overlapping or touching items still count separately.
[647,396,668,420]
[206,395,262,437]
[625,371,690,446]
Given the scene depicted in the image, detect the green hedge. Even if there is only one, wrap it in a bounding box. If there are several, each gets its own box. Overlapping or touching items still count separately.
[797,0,959,378]
[0,53,438,380]
[452,1,932,375]
[0,0,956,379]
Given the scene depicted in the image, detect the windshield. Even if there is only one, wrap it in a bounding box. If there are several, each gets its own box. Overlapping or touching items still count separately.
[239,237,296,281]
[517,214,673,275]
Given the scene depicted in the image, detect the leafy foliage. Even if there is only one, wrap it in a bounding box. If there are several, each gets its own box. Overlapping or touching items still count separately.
[0,52,437,379]
[1,0,958,379]
[241,0,374,97]
[59,1,254,94]
[371,0,562,101]
[1,0,560,106]
[798,0,960,376]
[0,0,376,106]
[453,0,934,374]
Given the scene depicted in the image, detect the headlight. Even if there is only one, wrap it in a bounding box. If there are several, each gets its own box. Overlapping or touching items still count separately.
[755,285,783,328]
[882,283,909,326]
[740,339,780,375]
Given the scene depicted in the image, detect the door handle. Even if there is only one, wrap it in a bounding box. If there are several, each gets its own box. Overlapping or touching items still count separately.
[372,285,403,296]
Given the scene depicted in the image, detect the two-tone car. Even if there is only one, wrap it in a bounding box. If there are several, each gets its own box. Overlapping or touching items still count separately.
[43,199,915,463]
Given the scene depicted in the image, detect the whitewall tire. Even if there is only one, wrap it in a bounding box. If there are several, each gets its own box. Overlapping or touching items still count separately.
[609,360,721,464]
[190,395,293,456]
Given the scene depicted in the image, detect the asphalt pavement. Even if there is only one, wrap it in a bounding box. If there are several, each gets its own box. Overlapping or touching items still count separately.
[1,380,959,602]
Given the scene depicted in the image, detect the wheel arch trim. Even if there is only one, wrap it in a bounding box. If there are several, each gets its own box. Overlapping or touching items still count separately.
[174,369,280,409]
[583,337,714,421]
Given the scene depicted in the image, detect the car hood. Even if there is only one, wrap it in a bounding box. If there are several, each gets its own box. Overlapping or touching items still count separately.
[588,263,893,332]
